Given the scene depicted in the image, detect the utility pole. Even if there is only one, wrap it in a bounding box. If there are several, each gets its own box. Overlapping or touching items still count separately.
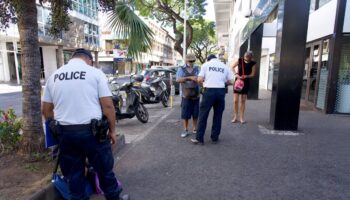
[183,0,187,64]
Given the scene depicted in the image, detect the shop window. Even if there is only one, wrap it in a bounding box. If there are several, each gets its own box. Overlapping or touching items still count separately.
[335,37,350,113]
[267,53,275,90]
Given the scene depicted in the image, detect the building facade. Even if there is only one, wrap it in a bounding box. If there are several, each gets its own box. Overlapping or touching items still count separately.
[98,15,179,75]
[0,0,100,84]
[215,0,350,115]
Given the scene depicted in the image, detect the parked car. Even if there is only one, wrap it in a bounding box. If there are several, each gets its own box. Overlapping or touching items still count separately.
[140,69,180,95]
[168,66,180,73]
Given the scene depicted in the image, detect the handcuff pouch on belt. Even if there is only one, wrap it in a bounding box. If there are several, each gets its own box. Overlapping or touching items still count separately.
[91,116,109,143]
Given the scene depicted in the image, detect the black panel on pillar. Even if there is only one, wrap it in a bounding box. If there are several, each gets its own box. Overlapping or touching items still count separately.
[248,25,263,100]
[269,0,310,130]
[239,40,248,58]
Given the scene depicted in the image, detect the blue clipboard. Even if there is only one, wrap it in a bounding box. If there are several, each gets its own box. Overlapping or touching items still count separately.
[44,120,58,148]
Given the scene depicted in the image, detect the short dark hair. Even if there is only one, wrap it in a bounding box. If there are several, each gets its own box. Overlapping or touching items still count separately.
[72,48,93,61]
[207,54,217,61]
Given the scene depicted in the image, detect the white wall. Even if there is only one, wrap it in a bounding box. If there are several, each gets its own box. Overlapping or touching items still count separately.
[42,46,58,81]
[343,0,350,32]
[259,49,269,90]
[260,37,276,90]
[307,0,337,42]
[263,21,277,37]
[262,37,276,55]
[0,43,11,82]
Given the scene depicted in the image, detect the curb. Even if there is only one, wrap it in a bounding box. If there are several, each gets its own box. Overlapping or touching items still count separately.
[28,134,126,200]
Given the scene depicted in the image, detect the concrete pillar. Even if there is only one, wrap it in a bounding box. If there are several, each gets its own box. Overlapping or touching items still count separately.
[57,45,64,68]
[94,51,99,68]
[42,46,58,81]
[248,24,263,100]
[269,0,310,130]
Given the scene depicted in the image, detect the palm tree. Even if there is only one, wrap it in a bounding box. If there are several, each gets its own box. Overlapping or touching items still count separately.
[106,1,154,57]
[0,0,153,154]
[14,0,44,153]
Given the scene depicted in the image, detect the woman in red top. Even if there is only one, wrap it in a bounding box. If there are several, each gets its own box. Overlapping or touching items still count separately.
[231,51,256,124]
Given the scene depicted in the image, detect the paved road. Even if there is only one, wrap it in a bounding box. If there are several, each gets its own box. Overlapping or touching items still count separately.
[91,97,181,200]
[0,92,22,115]
[113,89,350,200]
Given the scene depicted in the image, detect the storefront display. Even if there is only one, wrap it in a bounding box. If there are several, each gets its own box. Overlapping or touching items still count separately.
[335,37,350,113]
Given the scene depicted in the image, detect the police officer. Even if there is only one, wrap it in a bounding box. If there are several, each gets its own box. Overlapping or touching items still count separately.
[191,54,234,145]
[42,48,128,200]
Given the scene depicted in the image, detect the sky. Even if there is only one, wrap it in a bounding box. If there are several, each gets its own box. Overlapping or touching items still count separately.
[204,0,216,21]
[149,0,216,37]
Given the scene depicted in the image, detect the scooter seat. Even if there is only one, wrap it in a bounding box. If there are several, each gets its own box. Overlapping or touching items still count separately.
[141,83,151,88]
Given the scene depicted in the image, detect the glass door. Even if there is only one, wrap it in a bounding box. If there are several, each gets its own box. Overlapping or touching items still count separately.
[302,47,311,100]
[267,53,275,90]
[307,44,321,103]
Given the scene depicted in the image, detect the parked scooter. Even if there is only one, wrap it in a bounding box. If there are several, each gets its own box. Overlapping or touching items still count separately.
[109,75,149,123]
[139,76,169,107]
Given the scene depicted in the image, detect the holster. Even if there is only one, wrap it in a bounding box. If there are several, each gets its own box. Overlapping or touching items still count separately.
[48,119,60,139]
[91,116,109,143]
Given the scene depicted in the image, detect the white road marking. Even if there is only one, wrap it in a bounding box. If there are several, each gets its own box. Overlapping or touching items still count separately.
[258,125,303,136]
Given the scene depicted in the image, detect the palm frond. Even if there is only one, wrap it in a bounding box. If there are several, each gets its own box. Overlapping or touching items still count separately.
[106,2,154,58]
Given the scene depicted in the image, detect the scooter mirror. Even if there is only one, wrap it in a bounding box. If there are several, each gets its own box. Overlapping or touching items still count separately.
[111,80,118,84]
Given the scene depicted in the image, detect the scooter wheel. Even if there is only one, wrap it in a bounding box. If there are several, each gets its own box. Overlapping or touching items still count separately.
[161,94,169,107]
[135,104,149,123]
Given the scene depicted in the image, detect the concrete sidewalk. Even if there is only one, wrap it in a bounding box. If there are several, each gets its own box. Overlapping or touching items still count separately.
[0,83,22,94]
[114,88,350,200]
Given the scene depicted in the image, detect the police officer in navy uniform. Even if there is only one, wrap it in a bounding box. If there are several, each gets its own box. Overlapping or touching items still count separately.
[42,48,128,200]
[191,54,234,145]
